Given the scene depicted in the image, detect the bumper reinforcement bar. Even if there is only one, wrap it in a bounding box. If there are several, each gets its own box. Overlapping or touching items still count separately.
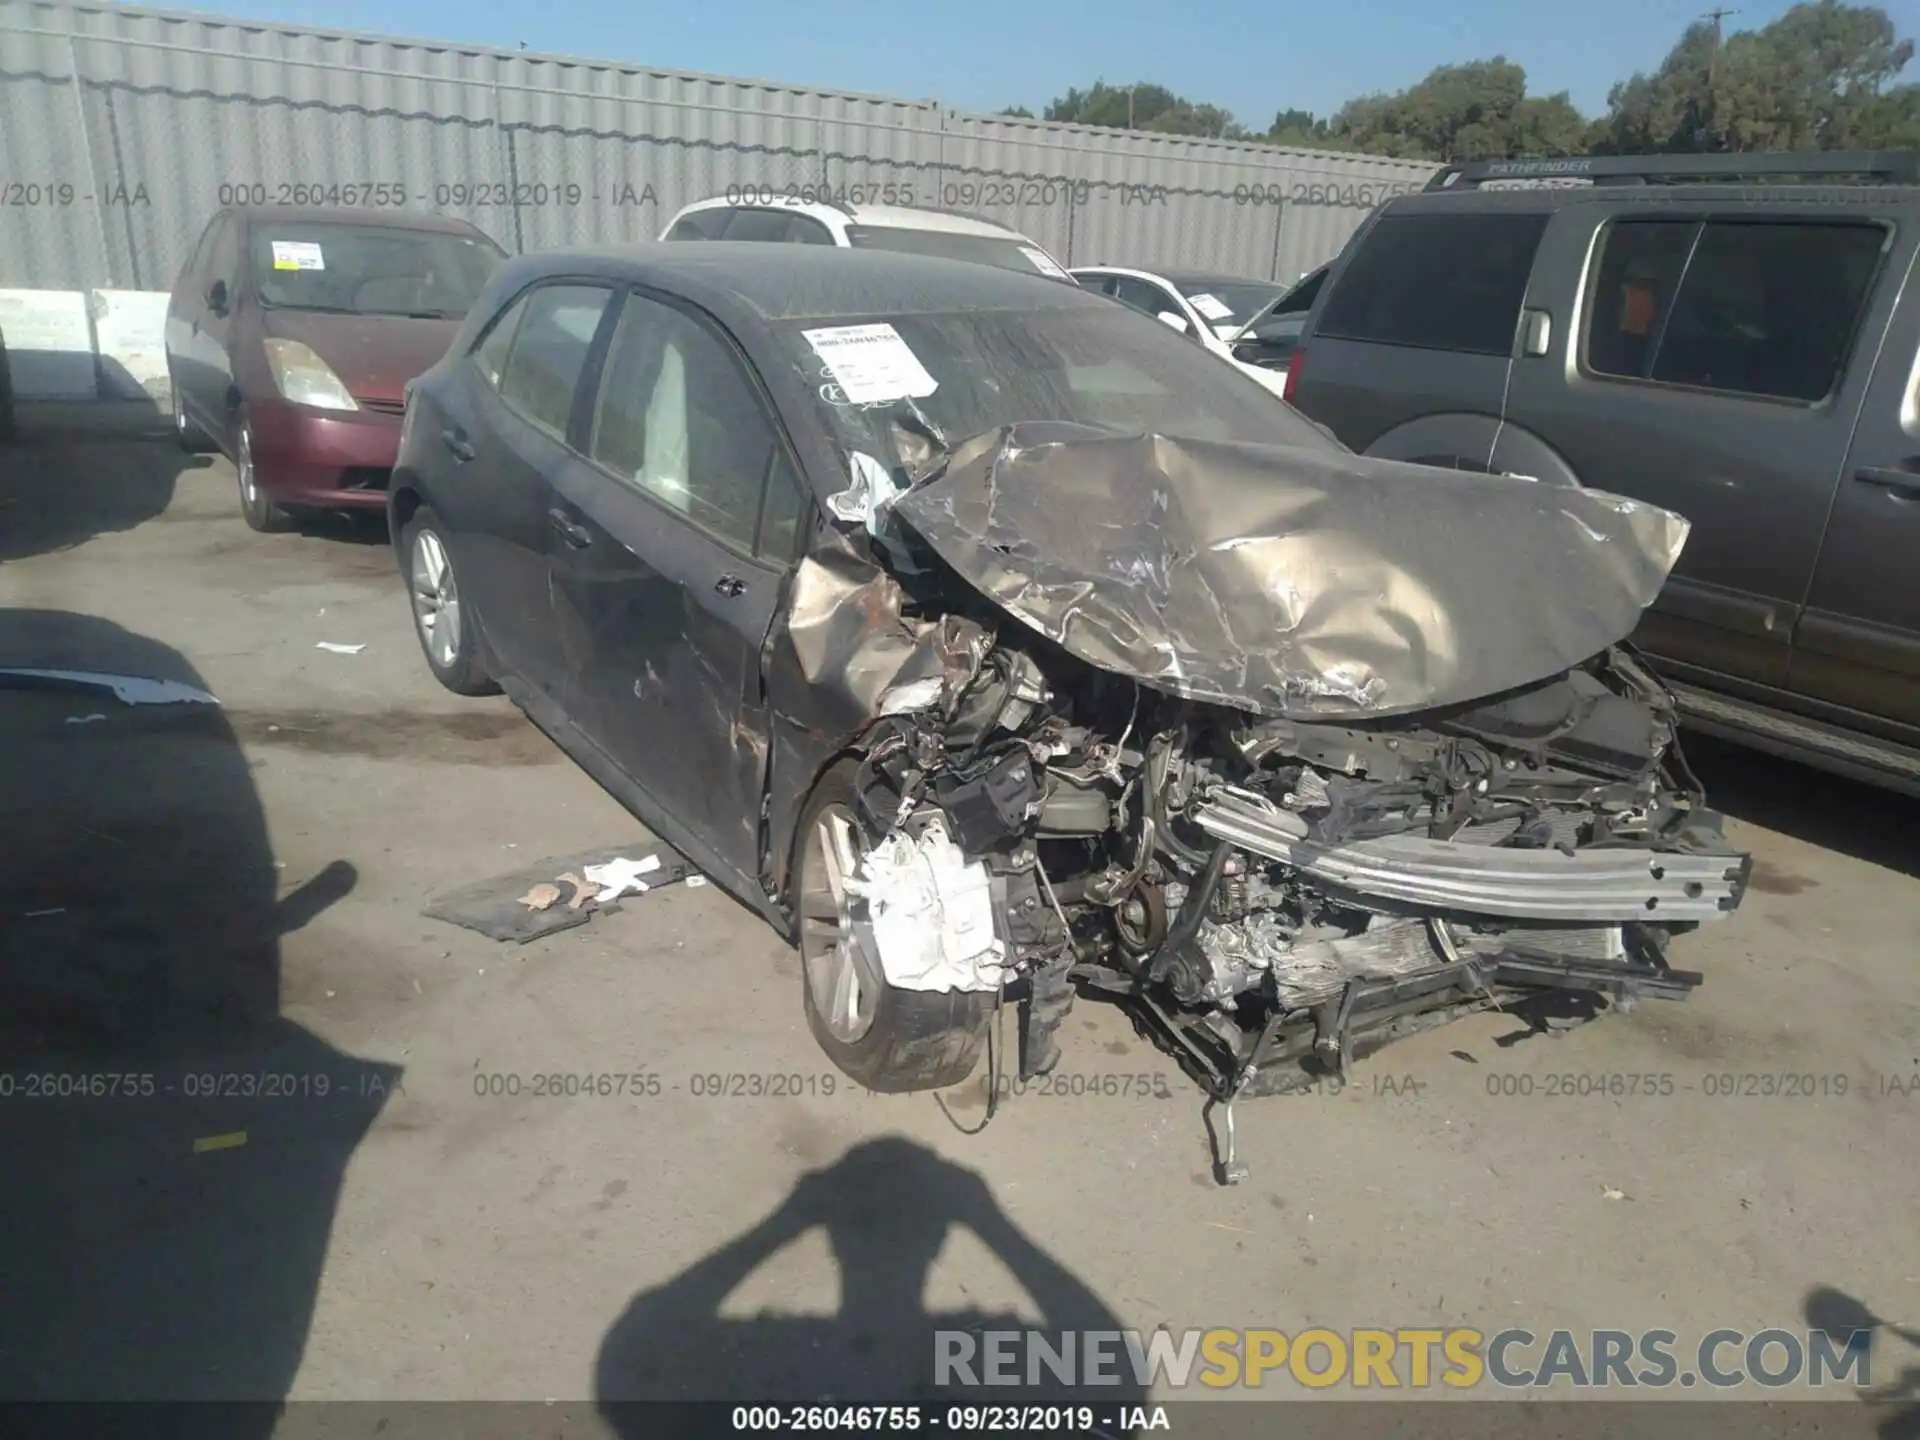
[1193,791,1748,922]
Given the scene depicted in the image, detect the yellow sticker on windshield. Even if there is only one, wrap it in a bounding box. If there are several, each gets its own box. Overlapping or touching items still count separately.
[271,240,326,272]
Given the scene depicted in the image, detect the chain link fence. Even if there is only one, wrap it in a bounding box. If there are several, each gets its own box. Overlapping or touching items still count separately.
[1,0,1439,294]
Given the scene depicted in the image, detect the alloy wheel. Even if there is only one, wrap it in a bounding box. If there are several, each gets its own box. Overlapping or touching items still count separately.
[410,528,462,670]
[799,805,883,1043]
[236,423,258,506]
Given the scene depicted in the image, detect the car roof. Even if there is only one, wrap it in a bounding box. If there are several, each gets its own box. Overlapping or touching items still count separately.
[674,193,1036,240]
[1158,270,1280,289]
[1072,265,1278,290]
[1378,182,1920,218]
[490,241,1107,324]
[233,206,490,235]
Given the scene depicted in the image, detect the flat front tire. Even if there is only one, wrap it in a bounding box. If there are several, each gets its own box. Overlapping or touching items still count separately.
[794,762,992,1093]
[402,504,498,697]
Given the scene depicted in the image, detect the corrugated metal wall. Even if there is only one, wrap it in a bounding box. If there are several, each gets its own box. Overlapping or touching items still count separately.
[0,0,1438,292]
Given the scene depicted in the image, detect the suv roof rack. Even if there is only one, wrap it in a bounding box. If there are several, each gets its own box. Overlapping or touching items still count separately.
[1424,151,1920,191]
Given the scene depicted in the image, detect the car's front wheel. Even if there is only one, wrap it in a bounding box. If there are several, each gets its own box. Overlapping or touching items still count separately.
[402,505,499,697]
[233,412,294,532]
[794,762,993,1093]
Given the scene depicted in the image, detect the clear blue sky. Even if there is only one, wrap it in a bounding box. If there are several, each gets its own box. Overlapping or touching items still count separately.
[163,0,1899,124]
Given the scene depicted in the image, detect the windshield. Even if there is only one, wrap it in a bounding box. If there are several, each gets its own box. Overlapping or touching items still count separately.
[1174,280,1284,330]
[250,223,505,318]
[842,225,1072,283]
[779,301,1342,477]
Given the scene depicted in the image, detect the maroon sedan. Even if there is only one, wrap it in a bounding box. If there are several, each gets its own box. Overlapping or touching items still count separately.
[165,206,506,531]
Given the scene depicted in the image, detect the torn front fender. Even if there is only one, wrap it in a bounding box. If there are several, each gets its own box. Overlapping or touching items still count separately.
[759,539,995,908]
[890,425,1692,720]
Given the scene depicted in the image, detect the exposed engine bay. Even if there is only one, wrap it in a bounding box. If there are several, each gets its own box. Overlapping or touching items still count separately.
[781,422,1750,1183]
[833,622,1745,1179]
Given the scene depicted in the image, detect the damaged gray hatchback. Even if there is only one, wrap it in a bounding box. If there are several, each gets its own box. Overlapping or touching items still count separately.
[391,243,1751,1180]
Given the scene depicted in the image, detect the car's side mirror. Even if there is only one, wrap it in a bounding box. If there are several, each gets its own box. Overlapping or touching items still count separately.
[1156,310,1190,335]
[206,279,229,314]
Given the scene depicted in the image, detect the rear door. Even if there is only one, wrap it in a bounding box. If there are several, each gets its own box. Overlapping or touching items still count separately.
[458,281,616,698]
[1289,208,1545,465]
[1503,209,1894,688]
[1793,237,1920,731]
[546,287,809,884]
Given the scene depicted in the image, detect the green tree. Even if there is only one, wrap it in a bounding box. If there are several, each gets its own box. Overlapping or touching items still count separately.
[1038,80,1246,137]
[1325,57,1583,159]
[1596,1,1915,152]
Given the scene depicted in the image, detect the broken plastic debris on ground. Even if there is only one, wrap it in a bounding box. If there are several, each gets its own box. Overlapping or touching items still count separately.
[0,667,220,706]
[424,844,708,943]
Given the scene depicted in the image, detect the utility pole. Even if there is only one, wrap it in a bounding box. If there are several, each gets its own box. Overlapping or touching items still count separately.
[1703,7,1737,88]
[1700,8,1737,149]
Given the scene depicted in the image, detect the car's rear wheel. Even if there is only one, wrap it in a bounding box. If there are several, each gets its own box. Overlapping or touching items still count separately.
[794,762,992,1093]
[234,413,294,533]
[403,505,499,697]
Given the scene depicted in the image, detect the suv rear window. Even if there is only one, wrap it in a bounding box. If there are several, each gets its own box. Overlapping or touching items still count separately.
[1585,218,1885,403]
[1316,212,1548,356]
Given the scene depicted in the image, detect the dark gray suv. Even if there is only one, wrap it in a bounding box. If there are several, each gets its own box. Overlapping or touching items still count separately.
[1283,151,1920,796]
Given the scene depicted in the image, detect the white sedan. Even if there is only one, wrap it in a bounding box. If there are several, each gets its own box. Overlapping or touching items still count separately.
[1071,264,1325,398]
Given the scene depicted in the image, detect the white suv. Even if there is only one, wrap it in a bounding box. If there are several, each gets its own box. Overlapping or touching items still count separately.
[659,193,1075,284]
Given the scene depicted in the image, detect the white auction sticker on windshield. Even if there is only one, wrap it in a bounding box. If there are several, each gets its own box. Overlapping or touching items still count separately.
[271,241,325,272]
[803,324,939,405]
[1020,247,1070,280]
[1189,292,1234,321]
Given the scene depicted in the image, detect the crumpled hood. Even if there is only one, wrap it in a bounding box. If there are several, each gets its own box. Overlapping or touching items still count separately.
[888,425,1691,720]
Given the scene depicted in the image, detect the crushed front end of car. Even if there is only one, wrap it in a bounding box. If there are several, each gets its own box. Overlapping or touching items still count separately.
[772,421,1750,1182]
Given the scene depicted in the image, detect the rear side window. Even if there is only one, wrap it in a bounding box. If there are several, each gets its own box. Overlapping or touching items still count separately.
[721,209,802,243]
[665,210,727,240]
[1317,212,1548,356]
[498,284,613,438]
[1585,218,1885,403]
[472,295,528,389]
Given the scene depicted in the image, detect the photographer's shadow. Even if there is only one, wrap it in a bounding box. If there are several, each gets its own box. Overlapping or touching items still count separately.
[595,1137,1144,1422]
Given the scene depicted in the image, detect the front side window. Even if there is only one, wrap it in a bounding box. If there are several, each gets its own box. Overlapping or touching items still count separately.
[249,223,506,319]
[497,285,613,438]
[589,293,779,553]
[1317,212,1548,355]
[1584,218,1884,403]
[1111,276,1183,321]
